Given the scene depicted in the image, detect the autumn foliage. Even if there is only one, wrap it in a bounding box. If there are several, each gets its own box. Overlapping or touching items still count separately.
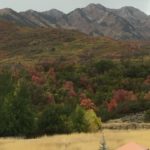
[1,58,150,136]
[80,98,96,110]
[31,75,45,85]
[63,81,77,97]
[144,91,150,101]
[144,75,150,85]
[107,89,137,112]
[48,68,56,81]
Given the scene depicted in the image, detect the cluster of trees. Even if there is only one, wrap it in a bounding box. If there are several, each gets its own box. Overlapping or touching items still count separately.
[0,68,101,137]
[1,58,150,136]
[39,105,101,135]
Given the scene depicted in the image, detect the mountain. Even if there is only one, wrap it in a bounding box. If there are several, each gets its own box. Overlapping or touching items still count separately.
[0,8,34,26]
[66,4,142,39]
[42,9,69,28]
[0,4,149,40]
[20,10,55,27]
[42,9,64,21]
[111,6,147,26]
[110,6,149,38]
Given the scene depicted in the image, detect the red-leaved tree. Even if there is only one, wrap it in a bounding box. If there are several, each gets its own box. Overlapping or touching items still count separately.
[63,81,77,97]
[107,89,137,112]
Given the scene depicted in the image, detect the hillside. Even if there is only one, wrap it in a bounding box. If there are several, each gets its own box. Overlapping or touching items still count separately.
[0,4,150,39]
[1,15,150,138]
[0,21,150,65]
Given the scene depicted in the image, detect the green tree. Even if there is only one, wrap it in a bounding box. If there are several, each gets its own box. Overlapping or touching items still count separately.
[94,60,114,74]
[0,79,35,136]
[71,106,89,132]
[38,104,73,135]
[0,70,14,105]
[85,109,101,132]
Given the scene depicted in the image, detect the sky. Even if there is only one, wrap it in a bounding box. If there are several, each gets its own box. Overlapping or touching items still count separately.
[0,0,150,14]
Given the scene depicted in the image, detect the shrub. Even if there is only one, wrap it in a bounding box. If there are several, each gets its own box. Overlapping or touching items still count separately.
[107,89,137,112]
[71,106,89,132]
[98,106,111,122]
[94,60,114,74]
[124,64,149,78]
[38,104,73,135]
[144,110,150,122]
[84,109,101,132]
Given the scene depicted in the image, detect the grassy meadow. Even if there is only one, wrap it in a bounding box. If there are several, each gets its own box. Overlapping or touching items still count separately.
[0,130,150,150]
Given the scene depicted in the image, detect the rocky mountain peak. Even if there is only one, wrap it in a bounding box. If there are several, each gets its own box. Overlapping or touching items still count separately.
[0,4,150,40]
[42,9,64,18]
[22,9,39,15]
[25,9,37,13]
[119,6,147,18]
[85,3,106,10]
[0,8,16,15]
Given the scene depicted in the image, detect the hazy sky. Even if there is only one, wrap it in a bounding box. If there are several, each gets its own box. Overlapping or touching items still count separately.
[0,0,150,14]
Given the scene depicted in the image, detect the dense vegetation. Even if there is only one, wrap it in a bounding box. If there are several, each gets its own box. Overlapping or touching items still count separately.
[1,58,150,137]
[1,22,150,137]
[0,21,150,65]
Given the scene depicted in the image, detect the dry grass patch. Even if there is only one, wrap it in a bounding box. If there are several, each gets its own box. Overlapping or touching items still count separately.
[0,130,150,150]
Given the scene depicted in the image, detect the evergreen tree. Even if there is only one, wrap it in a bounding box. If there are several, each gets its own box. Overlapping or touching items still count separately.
[38,104,73,135]
[0,79,35,136]
[71,105,89,132]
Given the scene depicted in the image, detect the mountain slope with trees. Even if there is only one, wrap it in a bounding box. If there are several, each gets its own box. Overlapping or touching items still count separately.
[0,17,150,137]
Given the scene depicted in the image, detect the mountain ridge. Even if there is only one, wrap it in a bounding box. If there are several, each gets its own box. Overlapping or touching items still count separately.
[0,4,149,40]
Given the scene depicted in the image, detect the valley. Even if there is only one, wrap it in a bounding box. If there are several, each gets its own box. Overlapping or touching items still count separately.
[0,3,150,150]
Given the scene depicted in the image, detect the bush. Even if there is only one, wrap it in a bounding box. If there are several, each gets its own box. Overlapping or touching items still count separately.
[124,64,149,78]
[71,106,89,132]
[84,109,101,132]
[98,106,111,122]
[38,104,73,135]
[94,60,115,74]
[144,110,150,122]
